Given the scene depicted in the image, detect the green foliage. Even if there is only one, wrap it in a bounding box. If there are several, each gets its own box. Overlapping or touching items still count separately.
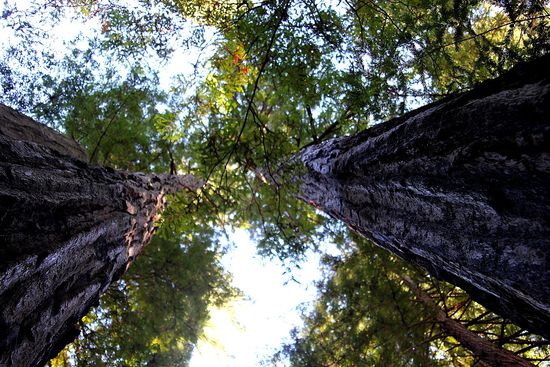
[60,67,170,170]
[274,235,441,366]
[274,234,550,366]
[163,0,243,28]
[50,229,236,367]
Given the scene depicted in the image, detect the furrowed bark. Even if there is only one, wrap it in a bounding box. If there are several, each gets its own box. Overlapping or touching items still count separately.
[401,275,533,367]
[0,104,201,367]
[295,55,550,338]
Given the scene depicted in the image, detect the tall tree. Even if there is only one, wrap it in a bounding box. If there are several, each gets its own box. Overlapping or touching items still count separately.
[292,53,550,338]
[0,104,201,366]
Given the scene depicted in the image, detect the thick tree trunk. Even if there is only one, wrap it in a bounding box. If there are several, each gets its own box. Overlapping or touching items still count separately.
[296,55,550,338]
[0,105,201,367]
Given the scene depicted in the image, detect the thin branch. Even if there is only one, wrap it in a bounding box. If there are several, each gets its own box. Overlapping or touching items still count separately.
[89,103,124,163]
[205,0,292,185]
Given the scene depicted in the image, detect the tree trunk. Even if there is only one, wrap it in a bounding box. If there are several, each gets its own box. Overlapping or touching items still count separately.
[401,275,533,367]
[295,55,550,338]
[0,104,201,367]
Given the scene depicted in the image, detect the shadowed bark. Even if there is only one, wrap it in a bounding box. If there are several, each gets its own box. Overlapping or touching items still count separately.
[0,104,201,367]
[296,54,550,339]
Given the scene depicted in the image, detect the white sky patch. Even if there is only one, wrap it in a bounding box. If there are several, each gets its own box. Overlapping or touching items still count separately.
[190,228,324,366]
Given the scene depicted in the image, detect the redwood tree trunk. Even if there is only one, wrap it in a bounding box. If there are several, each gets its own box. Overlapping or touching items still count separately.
[296,55,550,339]
[0,105,200,367]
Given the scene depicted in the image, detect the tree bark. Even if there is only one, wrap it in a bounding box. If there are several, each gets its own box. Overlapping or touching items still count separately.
[0,104,201,367]
[401,275,533,367]
[295,55,550,338]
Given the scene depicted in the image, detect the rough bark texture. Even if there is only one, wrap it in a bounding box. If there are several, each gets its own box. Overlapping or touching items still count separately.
[401,275,534,367]
[0,104,201,367]
[296,55,550,338]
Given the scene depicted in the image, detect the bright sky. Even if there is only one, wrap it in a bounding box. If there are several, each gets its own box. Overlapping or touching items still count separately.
[0,2,333,366]
[190,229,324,366]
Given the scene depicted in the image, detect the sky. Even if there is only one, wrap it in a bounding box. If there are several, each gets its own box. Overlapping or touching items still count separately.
[0,2,334,365]
[190,229,325,366]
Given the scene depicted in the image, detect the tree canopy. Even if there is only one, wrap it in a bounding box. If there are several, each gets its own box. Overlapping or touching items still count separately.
[1,0,549,365]
[273,233,550,366]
